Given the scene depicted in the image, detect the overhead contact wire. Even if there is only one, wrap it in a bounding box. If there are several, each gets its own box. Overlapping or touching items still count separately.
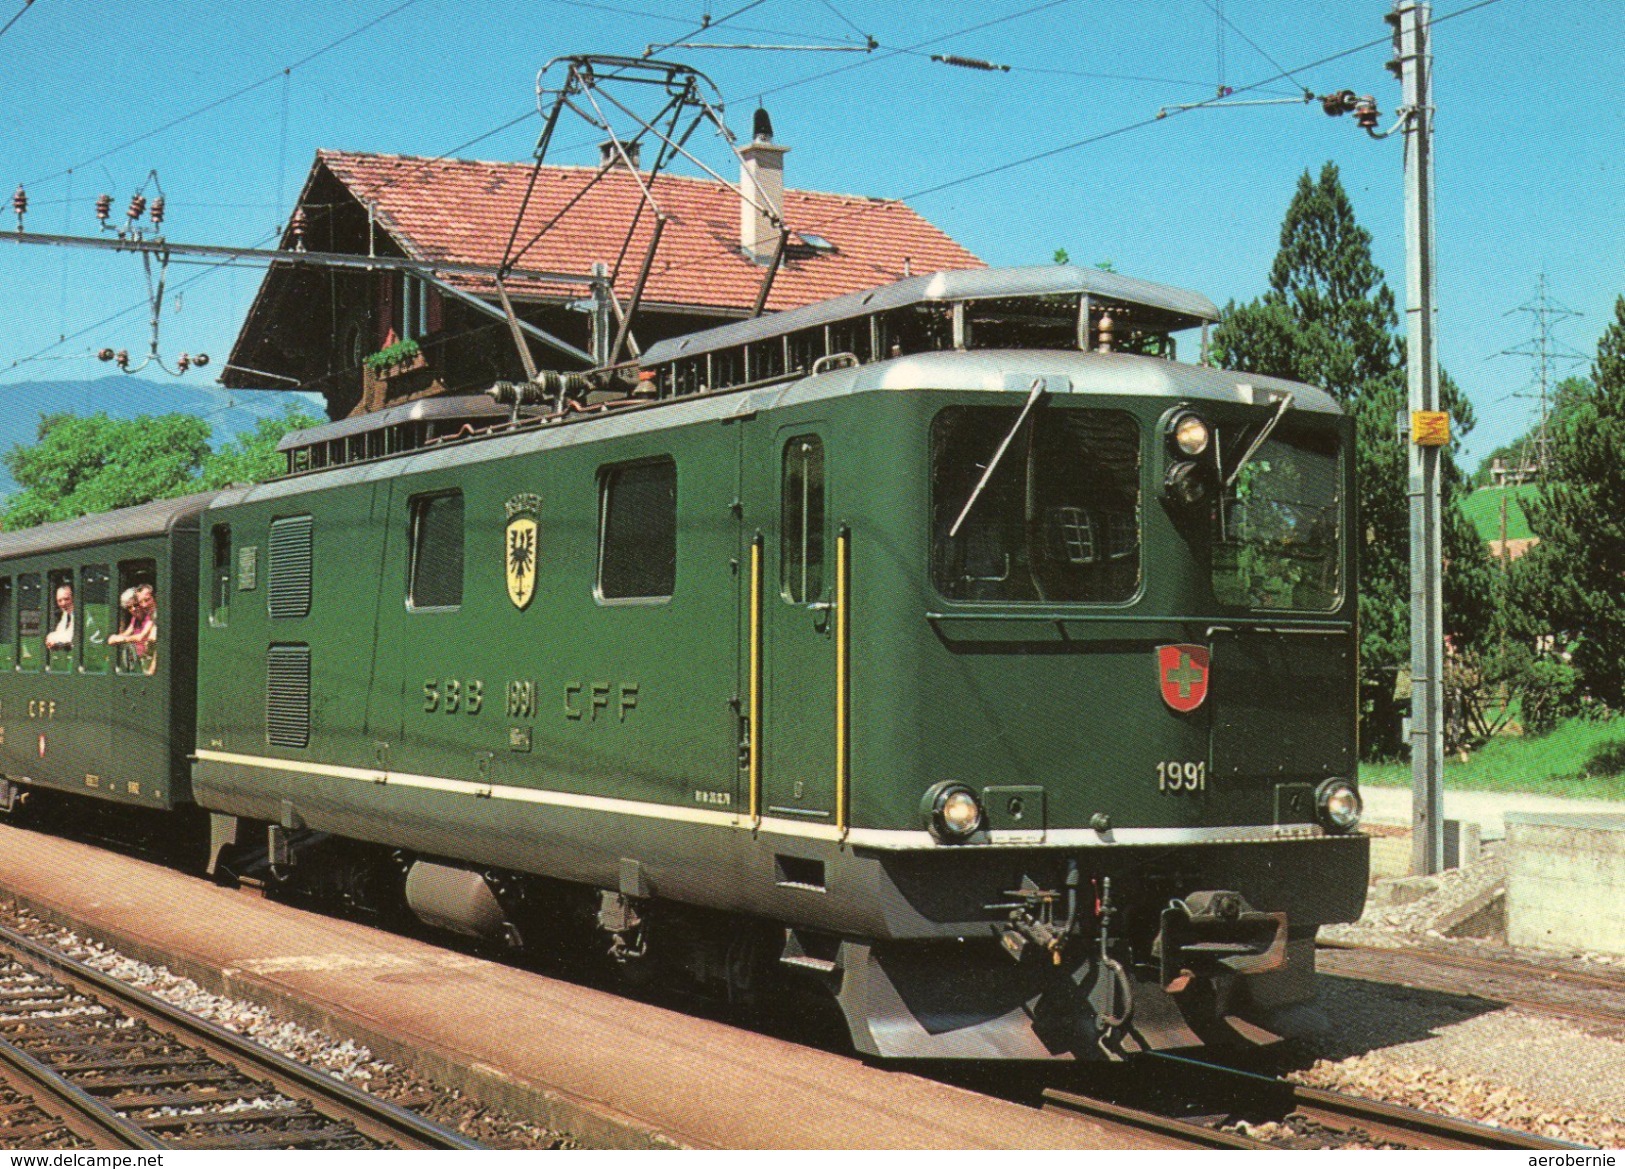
[0,0,33,42]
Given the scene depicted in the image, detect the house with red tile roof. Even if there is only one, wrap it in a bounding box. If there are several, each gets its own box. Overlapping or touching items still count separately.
[225,132,982,419]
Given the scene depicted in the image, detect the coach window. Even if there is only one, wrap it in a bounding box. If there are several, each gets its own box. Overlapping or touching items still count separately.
[16,573,42,672]
[598,459,676,602]
[211,525,232,626]
[408,492,464,611]
[79,565,112,674]
[114,560,158,675]
[45,569,74,673]
[0,578,12,670]
[781,437,826,604]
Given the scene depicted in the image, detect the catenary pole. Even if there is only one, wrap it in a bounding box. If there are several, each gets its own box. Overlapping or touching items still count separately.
[1397,0,1445,875]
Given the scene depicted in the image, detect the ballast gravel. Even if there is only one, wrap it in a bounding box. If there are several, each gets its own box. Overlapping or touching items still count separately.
[0,905,572,1150]
[1297,849,1625,1148]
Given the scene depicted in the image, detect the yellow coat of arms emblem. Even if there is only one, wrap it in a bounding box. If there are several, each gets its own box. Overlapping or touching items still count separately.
[504,493,541,610]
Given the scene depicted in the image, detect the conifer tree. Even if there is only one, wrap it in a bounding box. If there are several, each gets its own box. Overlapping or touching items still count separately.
[1514,296,1625,708]
[1212,162,1493,755]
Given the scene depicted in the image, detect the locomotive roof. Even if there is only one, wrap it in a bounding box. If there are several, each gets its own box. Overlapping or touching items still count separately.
[639,264,1221,366]
[0,491,221,560]
[275,394,514,453]
[213,350,1338,506]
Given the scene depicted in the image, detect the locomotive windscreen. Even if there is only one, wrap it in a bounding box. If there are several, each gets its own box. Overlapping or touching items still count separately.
[1211,427,1343,612]
[930,406,1141,604]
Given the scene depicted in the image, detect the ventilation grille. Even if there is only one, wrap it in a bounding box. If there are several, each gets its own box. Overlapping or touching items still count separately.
[268,515,313,619]
[266,645,311,749]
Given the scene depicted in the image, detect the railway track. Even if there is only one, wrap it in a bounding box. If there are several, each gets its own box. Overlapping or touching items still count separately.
[0,922,482,1151]
[1043,1057,1579,1151]
[1319,939,1625,1030]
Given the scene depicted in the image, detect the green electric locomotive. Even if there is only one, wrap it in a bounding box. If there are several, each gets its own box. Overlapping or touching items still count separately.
[0,265,1367,1060]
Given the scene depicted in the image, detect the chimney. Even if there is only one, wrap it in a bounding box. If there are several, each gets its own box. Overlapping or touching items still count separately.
[739,107,788,262]
[599,138,641,171]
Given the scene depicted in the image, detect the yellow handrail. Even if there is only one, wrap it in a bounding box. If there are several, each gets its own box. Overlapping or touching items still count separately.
[835,525,850,839]
[749,533,763,827]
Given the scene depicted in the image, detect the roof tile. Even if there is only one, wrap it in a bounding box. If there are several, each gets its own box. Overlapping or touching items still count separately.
[317,150,982,313]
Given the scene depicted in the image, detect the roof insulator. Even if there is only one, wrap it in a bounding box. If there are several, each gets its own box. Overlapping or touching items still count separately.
[290,206,307,252]
[752,106,773,142]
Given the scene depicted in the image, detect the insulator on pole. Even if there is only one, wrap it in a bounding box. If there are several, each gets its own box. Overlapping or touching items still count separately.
[115,349,129,370]
[11,184,25,230]
[95,193,112,223]
[127,193,146,222]
[97,348,115,363]
[1320,89,1359,116]
[176,353,191,372]
[150,196,165,227]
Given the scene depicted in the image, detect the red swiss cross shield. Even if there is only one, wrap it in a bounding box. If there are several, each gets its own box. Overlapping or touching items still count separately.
[1157,644,1210,713]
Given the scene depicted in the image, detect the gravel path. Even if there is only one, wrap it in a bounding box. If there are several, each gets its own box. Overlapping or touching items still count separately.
[1292,848,1625,1148]
[0,904,573,1150]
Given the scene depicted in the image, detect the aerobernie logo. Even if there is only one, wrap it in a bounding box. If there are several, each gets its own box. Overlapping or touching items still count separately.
[504,493,541,611]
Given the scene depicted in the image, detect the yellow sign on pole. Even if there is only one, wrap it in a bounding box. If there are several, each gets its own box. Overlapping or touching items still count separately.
[1412,411,1450,447]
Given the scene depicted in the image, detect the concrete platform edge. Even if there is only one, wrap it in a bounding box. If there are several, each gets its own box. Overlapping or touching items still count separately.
[0,887,682,1151]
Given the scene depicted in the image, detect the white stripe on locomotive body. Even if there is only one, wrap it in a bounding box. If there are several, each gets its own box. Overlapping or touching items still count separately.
[193,749,1334,851]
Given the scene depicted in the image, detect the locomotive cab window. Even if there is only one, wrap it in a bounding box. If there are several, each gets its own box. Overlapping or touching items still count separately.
[45,569,73,673]
[932,406,1141,604]
[598,459,676,602]
[16,573,42,672]
[79,564,112,675]
[781,436,826,603]
[407,492,464,611]
[1212,424,1343,612]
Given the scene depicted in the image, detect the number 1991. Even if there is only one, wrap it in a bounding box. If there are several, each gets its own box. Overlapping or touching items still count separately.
[1157,760,1206,792]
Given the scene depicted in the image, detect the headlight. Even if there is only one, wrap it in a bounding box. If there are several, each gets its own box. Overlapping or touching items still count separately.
[923,782,984,842]
[1315,778,1362,832]
[1170,411,1210,456]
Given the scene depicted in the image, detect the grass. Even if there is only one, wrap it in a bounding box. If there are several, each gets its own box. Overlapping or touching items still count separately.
[1360,714,1625,801]
[1460,482,1538,543]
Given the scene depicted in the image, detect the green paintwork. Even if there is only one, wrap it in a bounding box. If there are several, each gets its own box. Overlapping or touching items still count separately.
[191,377,1356,855]
[0,528,202,809]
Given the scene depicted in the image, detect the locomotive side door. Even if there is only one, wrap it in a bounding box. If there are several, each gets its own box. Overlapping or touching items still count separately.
[362,479,404,775]
[757,424,838,823]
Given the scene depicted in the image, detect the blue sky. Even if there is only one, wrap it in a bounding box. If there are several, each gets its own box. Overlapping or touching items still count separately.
[1,0,1619,465]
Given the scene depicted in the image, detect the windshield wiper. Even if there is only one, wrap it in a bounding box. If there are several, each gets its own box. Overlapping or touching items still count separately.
[948,377,1049,539]
[1223,391,1294,489]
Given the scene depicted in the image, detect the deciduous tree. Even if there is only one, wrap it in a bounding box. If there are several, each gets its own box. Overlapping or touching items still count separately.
[2,413,211,529]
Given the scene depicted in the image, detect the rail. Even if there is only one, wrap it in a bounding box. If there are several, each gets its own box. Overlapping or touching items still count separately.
[0,922,482,1151]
